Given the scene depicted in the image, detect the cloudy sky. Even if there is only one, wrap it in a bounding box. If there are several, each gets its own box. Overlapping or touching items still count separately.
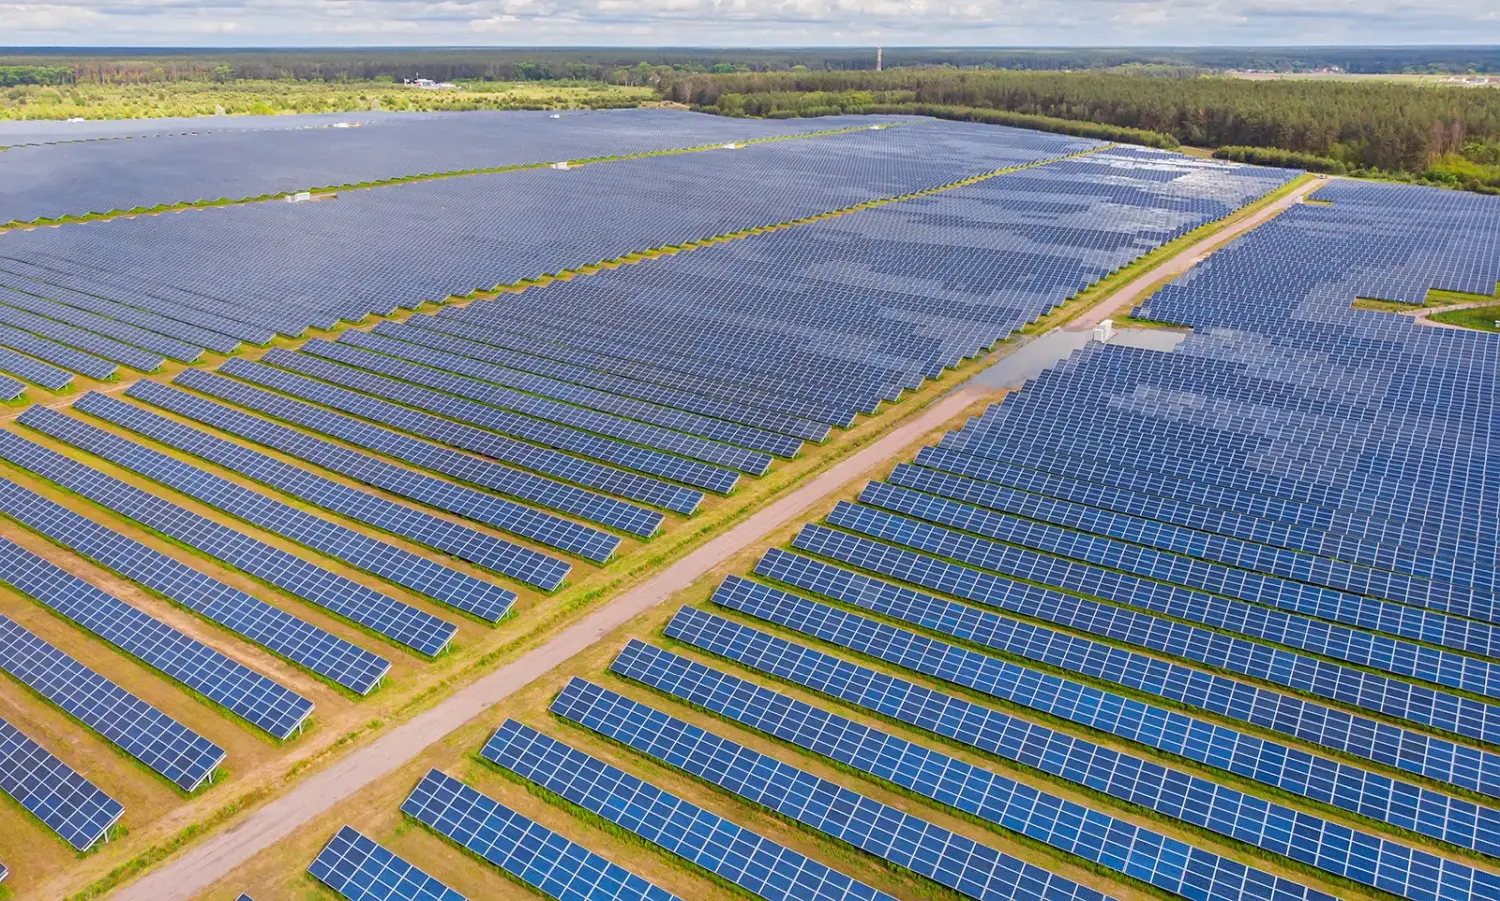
[1,0,1496,47]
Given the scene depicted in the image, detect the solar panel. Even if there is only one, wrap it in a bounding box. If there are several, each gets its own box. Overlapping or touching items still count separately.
[753,547,1500,801]
[0,612,225,791]
[0,321,116,379]
[308,826,466,901]
[171,368,663,539]
[0,427,456,658]
[0,536,313,739]
[127,379,621,562]
[832,493,1500,710]
[73,391,573,591]
[707,574,1500,856]
[0,714,123,851]
[482,719,900,901]
[22,404,521,621]
[613,639,1351,901]
[664,606,1500,894]
[0,472,389,695]
[552,678,1110,901]
[401,768,684,901]
[214,358,703,516]
[267,347,744,494]
[0,344,72,390]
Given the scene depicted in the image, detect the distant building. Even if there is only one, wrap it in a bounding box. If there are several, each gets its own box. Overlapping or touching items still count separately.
[405,78,458,90]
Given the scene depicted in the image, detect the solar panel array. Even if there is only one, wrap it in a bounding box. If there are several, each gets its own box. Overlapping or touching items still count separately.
[308,826,466,901]
[0,473,391,695]
[0,535,313,739]
[488,175,1500,901]
[0,118,1098,342]
[65,392,568,594]
[0,426,458,657]
[0,714,123,851]
[482,719,900,901]
[1,109,917,224]
[0,612,224,791]
[401,767,684,901]
[551,677,1112,901]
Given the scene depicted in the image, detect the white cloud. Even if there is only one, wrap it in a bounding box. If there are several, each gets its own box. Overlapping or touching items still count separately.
[0,0,1496,45]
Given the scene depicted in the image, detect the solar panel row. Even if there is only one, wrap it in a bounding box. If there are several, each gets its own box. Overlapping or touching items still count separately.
[837,488,1500,704]
[172,368,664,538]
[753,547,1500,800]
[0,344,73,390]
[269,346,745,495]
[796,516,1500,748]
[72,391,572,592]
[482,719,900,901]
[0,612,224,791]
[884,460,1499,659]
[613,639,1352,901]
[0,427,457,657]
[339,329,801,461]
[401,768,684,901]
[125,380,621,562]
[20,405,518,624]
[0,269,241,355]
[0,536,313,739]
[378,317,830,443]
[308,826,466,901]
[706,575,1500,856]
[0,714,123,851]
[0,473,390,694]
[0,284,204,363]
[552,677,1112,901]
[213,358,704,515]
[664,606,1500,899]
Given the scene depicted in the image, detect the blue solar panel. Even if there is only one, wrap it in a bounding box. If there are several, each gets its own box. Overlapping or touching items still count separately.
[613,639,1349,901]
[0,343,72,390]
[0,612,224,791]
[21,404,520,621]
[329,333,785,470]
[0,426,456,658]
[665,605,1500,897]
[0,472,389,695]
[74,391,573,590]
[796,516,1500,747]
[401,768,684,901]
[0,321,115,380]
[127,379,621,562]
[308,826,466,901]
[884,460,1500,660]
[171,368,663,539]
[271,346,746,494]
[0,714,123,851]
[708,574,1500,857]
[552,678,1110,901]
[482,719,899,901]
[0,536,313,739]
[753,548,1500,800]
[213,358,703,516]
[378,318,828,443]
[834,491,1500,707]
[0,284,203,362]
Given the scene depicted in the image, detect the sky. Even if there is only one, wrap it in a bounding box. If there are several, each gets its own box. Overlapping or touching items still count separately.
[0,0,1497,48]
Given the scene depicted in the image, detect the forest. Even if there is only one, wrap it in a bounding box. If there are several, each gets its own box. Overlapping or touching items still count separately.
[660,69,1500,192]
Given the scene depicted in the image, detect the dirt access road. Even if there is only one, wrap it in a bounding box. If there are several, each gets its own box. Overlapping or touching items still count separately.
[1066,174,1328,332]
[112,174,1325,901]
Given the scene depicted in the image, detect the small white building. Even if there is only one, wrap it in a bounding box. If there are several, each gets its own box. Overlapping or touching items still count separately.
[1092,319,1116,343]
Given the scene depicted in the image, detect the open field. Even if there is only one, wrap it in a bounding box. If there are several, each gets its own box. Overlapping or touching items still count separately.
[0,81,655,121]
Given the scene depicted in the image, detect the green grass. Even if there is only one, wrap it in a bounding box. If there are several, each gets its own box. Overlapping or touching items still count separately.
[1353,285,1499,312]
[1430,302,1500,332]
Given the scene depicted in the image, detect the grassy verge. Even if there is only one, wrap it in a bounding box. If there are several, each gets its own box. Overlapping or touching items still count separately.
[1430,302,1500,332]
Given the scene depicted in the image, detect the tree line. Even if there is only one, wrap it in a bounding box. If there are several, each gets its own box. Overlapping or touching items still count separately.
[659,70,1500,185]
